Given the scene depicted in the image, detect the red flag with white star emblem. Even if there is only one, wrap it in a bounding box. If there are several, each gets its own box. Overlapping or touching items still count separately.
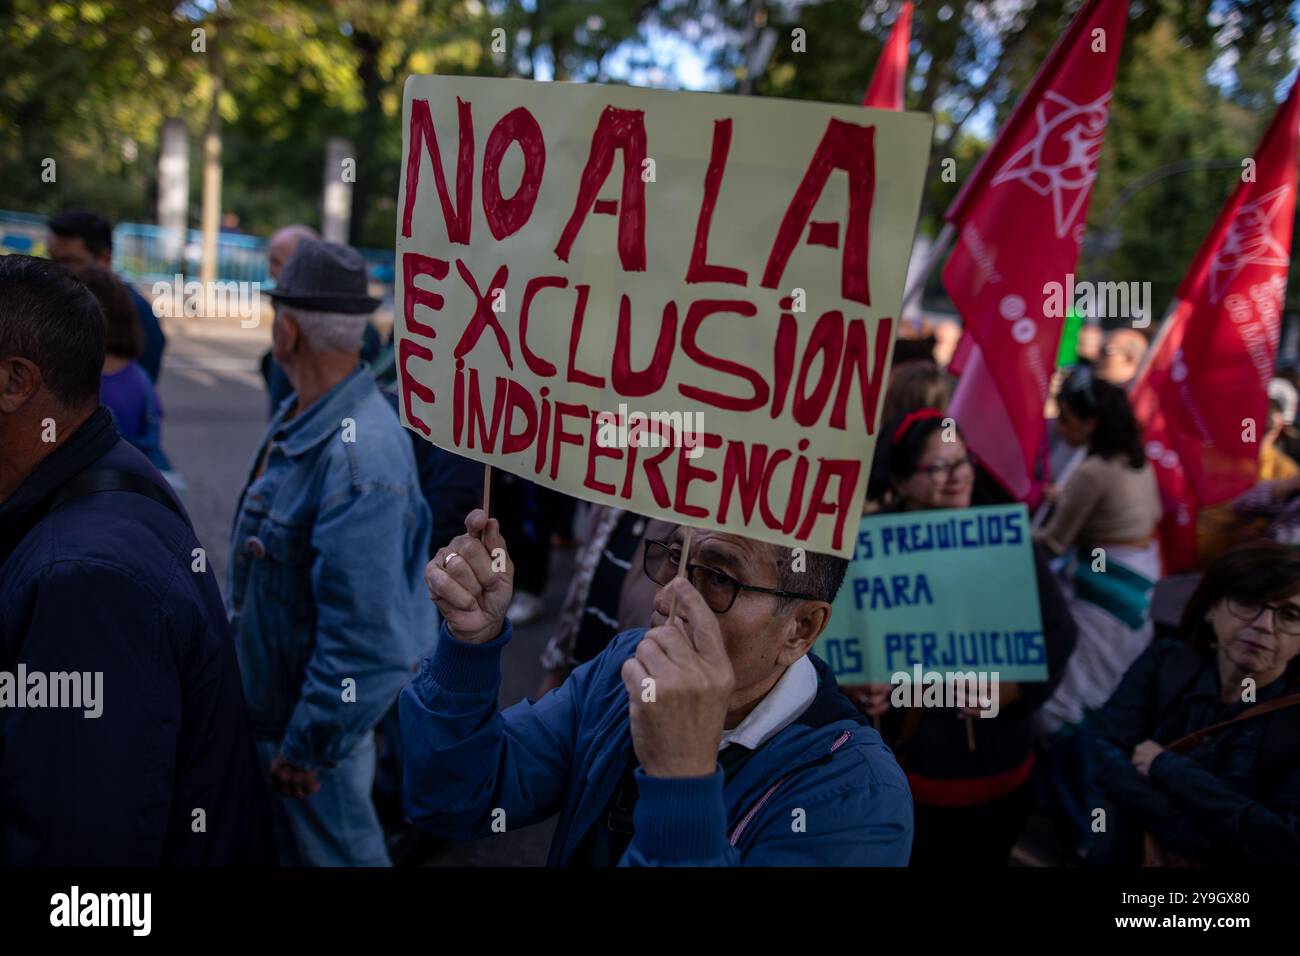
[1130,74,1300,572]
[944,0,1129,498]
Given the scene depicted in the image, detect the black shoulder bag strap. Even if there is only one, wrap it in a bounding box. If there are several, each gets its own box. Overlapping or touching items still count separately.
[1154,645,1300,796]
[0,467,189,572]
[45,468,190,528]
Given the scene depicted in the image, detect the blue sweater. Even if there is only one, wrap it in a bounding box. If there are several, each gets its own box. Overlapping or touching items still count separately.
[400,623,913,865]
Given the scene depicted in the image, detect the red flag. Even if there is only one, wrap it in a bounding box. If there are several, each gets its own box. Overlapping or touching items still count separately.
[863,2,913,111]
[1129,355,1198,572]
[1130,74,1300,572]
[943,0,1129,495]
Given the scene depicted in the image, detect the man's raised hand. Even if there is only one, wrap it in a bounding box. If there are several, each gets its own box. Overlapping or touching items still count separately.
[424,509,514,645]
[621,577,735,778]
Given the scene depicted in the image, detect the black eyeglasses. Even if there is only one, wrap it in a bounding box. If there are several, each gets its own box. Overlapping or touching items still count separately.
[642,539,819,614]
[1226,596,1300,636]
[917,455,975,482]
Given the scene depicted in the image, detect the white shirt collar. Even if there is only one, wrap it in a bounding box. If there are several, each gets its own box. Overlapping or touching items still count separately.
[719,654,818,751]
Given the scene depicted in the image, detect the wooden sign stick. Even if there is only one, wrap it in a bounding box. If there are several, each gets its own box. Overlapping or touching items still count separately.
[473,464,492,545]
[665,526,695,649]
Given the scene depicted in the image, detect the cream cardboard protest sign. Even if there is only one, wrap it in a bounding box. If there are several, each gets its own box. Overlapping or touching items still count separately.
[395,75,932,557]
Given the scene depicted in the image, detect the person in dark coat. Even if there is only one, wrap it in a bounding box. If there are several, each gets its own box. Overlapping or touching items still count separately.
[47,209,167,384]
[371,333,485,555]
[1088,541,1300,865]
[0,254,273,865]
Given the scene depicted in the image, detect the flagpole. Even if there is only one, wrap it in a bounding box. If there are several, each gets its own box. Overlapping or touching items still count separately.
[900,222,955,314]
[1127,299,1181,396]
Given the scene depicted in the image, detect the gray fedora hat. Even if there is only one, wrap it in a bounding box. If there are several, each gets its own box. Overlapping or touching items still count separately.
[267,237,381,314]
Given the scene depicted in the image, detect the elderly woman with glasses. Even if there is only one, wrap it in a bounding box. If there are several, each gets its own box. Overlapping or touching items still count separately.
[847,409,1078,866]
[1088,541,1300,865]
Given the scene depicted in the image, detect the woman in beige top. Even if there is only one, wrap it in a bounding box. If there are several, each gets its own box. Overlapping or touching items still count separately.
[1031,369,1164,857]
[1033,369,1162,740]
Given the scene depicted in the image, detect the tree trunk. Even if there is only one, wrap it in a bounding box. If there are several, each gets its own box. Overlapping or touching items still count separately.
[199,20,223,308]
[349,29,383,248]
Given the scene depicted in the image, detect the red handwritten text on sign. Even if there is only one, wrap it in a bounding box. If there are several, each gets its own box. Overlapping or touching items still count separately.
[396,77,932,557]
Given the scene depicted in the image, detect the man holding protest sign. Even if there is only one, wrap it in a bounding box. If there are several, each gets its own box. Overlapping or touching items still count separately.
[401,508,912,865]
[393,74,931,865]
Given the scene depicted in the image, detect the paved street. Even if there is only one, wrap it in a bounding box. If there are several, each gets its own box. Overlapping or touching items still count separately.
[156,317,269,585]
[156,314,561,865]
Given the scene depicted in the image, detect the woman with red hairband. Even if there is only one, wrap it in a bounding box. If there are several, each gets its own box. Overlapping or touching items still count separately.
[845,410,1078,866]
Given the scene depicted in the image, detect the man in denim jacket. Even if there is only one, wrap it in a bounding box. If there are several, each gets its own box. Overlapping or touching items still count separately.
[227,239,434,865]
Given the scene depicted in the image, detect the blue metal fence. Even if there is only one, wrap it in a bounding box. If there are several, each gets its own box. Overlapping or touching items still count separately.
[0,210,394,306]
[114,222,272,287]
[0,209,47,256]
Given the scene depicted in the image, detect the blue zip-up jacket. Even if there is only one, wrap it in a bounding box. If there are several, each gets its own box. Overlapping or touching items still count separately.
[400,622,913,865]
[227,363,435,769]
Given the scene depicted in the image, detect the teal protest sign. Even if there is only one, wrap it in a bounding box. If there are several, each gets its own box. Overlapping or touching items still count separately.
[813,504,1047,684]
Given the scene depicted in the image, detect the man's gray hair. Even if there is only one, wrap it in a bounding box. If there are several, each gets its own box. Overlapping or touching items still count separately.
[283,306,367,353]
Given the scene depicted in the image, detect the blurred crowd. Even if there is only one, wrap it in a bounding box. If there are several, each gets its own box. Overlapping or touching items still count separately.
[1,212,1297,867]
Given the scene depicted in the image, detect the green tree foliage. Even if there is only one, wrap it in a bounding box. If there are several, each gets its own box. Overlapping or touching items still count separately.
[0,1,200,221]
[215,0,492,246]
[1089,18,1254,316]
[0,0,663,246]
[2,0,1298,291]
[665,1,1298,319]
